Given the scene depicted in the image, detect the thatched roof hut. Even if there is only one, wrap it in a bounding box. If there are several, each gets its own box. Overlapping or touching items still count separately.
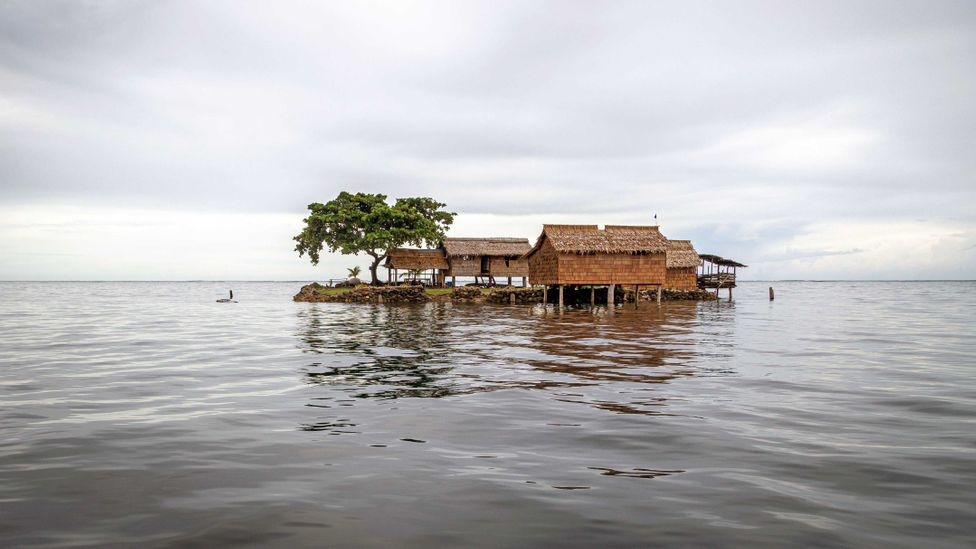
[442,237,531,280]
[524,225,669,286]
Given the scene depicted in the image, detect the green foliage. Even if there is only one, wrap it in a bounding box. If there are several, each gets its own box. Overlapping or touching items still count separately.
[294,192,455,284]
[347,266,362,278]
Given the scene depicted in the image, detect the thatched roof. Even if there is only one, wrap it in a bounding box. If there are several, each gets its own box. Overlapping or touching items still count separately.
[442,237,531,257]
[384,248,449,270]
[525,224,670,257]
[666,240,701,268]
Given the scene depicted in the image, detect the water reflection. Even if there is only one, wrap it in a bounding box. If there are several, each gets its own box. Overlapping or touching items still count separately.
[294,300,738,429]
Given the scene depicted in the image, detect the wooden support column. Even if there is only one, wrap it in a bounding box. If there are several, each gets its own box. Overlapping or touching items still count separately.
[729,287,733,300]
[634,284,640,307]
[508,276,512,286]
[769,287,775,301]
[558,285,564,308]
[543,285,548,305]
[590,287,595,306]
[387,268,392,284]
[452,276,456,287]
[608,284,615,306]
[657,286,662,303]
[522,276,527,287]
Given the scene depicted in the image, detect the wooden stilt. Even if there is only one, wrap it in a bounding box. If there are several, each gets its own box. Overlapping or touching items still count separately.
[657,286,662,303]
[634,284,640,307]
[543,285,548,305]
[522,276,527,287]
[729,287,733,300]
[510,292,515,305]
[769,287,775,301]
[507,276,512,286]
[558,285,564,308]
[452,275,456,287]
[608,284,615,306]
[590,287,595,306]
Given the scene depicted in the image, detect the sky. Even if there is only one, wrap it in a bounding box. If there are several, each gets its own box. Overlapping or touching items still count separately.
[1,0,974,281]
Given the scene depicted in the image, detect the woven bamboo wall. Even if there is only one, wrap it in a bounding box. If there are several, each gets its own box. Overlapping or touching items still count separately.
[490,258,529,277]
[527,240,560,284]
[665,267,697,290]
[444,257,480,276]
[557,253,666,285]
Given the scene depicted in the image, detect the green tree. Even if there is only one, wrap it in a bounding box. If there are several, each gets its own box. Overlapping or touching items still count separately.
[346,266,362,279]
[294,192,455,285]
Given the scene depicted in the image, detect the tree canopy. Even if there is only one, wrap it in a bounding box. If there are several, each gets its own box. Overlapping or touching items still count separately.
[294,192,455,284]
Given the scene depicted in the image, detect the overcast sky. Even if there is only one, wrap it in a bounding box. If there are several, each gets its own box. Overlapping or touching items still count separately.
[1,0,974,280]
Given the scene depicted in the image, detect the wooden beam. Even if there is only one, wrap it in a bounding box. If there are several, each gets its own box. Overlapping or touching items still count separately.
[558,285,564,308]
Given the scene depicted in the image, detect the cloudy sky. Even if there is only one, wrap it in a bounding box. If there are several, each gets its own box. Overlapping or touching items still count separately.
[1,0,973,280]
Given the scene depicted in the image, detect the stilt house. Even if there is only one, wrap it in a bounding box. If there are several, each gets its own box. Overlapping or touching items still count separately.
[442,237,531,286]
[523,225,669,287]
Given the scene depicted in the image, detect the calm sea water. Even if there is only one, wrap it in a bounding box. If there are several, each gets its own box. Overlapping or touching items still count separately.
[1,281,974,548]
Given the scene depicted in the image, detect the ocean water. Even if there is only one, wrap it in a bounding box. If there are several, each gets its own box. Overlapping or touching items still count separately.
[0,281,974,548]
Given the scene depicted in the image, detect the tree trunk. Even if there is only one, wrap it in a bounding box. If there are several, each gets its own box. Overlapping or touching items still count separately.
[367,252,385,285]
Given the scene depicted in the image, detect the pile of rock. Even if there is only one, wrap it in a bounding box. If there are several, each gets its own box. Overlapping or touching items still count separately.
[451,286,484,302]
[293,284,429,303]
[486,287,544,304]
[634,288,718,301]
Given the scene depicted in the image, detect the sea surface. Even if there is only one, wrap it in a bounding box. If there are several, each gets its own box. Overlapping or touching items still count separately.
[1,281,974,548]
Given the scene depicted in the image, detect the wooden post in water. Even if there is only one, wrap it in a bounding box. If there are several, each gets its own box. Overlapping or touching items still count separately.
[542,285,548,305]
[634,284,640,308]
[522,276,527,287]
[510,292,515,305]
[608,284,615,306]
[769,287,775,301]
[729,287,733,300]
[590,287,595,306]
[508,276,512,286]
[558,285,564,308]
[657,286,662,303]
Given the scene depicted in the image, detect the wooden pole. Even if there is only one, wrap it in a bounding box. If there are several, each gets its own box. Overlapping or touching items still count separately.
[769,287,775,301]
[510,292,515,305]
[452,275,456,287]
[508,276,512,286]
[558,285,564,308]
[657,285,662,303]
[634,284,640,307]
[608,284,615,306]
[729,287,732,300]
[522,276,527,287]
[590,287,595,306]
[543,285,548,305]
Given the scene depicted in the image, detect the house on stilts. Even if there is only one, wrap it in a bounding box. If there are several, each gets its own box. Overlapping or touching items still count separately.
[442,237,531,287]
[523,224,671,306]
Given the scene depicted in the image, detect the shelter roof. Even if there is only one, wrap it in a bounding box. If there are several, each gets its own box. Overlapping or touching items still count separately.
[699,254,748,267]
[384,248,449,270]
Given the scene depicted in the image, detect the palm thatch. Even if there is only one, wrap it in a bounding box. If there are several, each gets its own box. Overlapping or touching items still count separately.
[666,240,700,268]
[525,224,670,257]
[442,237,531,257]
[384,248,449,270]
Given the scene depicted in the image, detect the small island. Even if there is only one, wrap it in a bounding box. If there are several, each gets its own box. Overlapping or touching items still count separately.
[292,192,740,306]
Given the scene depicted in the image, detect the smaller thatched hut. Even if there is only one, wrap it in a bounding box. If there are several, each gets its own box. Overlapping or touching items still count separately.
[384,248,450,285]
[442,237,531,286]
[665,240,700,291]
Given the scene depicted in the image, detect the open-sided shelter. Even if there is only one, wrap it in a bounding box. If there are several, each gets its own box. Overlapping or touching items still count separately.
[442,237,531,286]
[384,248,450,286]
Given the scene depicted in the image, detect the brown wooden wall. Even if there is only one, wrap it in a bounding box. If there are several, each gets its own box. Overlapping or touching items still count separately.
[665,267,698,290]
[527,240,667,285]
[527,240,560,284]
[556,253,666,285]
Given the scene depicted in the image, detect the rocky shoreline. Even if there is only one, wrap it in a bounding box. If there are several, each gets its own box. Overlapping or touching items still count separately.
[293,283,717,305]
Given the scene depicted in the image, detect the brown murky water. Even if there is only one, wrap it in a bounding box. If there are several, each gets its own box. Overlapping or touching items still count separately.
[1,281,974,547]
